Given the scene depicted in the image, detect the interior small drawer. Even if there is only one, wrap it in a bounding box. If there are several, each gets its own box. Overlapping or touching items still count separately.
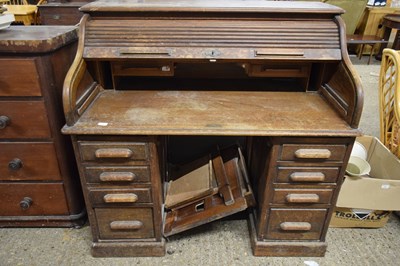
[78,141,149,163]
[95,207,155,239]
[272,188,333,205]
[246,62,311,78]
[0,101,51,139]
[84,166,150,184]
[0,142,61,181]
[280,144,347,162]
[265,208,327,240]
[0,183,69,216]
[276,166,340,183]
[111,61,174,76]
[89,188,152,207]
[0,58,41,97]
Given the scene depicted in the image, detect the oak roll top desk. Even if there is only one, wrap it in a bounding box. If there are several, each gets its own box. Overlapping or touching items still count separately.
[62,0,363,257]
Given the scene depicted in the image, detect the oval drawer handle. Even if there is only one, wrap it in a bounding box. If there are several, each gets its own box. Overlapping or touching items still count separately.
[99,172,136,182]
[95,148,133,159]
[103,193,138,203]
[280,222,311,231]
[286,193,320,203]
[294,149,331,159]
[110,220,143,230]
[0,115,11,129]
[290,172,325,182]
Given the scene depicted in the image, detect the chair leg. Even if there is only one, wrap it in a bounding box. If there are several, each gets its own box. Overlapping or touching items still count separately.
[368,44,375,65]
[358,44,364,60]
[22,17,31,26]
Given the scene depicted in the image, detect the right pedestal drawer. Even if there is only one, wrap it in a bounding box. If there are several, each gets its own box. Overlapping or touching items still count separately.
[265,208,328,240]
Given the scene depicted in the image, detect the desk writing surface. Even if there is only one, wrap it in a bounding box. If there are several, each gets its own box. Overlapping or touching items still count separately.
[62,90,357,136]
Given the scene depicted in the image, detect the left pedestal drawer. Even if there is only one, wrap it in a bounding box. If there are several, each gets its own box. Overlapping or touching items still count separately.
[95,207,155,239]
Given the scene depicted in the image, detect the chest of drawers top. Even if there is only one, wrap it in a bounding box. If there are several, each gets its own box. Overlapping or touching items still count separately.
[0,26,77,53]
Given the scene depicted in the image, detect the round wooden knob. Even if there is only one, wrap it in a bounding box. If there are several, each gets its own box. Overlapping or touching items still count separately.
[0,115,10,129]
[8,158,23,170]
[19,197,33,210]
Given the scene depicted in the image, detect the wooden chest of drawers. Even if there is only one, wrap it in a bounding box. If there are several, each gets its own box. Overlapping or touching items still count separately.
[38,1,94,25]
[0,26,85,227]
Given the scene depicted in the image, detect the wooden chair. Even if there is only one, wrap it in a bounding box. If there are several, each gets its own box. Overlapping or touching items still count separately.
[379,48,400,159]
[378,47,400,219]
[4,0,45,25]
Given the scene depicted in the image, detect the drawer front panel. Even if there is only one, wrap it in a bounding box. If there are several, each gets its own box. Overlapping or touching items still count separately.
[246,63,311,78]
[0,142,61,181]
[112,61,174,77]
[84,166,150,184]
[266,208,327,240]
[276,167,340,183]
[0,183,69,216]
[78,142,149,163]
[272,189,333,205]
[0,101,51,139]
[39,6,83,25]
[96,207,155,239]
[280,144,347,162]
[0,58,41,97]
[89,188,152,206]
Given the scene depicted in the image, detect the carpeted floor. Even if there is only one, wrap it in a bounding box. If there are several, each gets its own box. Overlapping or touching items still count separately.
[0,56,399,266]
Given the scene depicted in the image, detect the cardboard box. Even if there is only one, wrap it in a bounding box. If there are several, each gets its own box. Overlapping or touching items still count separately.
[330,136,400,228]
[330,208,391,228]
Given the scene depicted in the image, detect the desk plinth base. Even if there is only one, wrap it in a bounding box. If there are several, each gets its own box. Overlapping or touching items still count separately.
[91,239,165,257]
[0,210,86,228]
[248,211,327,257]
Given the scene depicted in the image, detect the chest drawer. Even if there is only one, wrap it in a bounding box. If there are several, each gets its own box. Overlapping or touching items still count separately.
[276,166,340,184]
[89,188,152,207]
[84,166,150,184]
[272,189,333,205]
[0,142,61,181]
[0,183,69,216]
[0,101,51,139]
[0,58,41,97]
[39,5,83,25]
[280,144,347,162]
[95,207,155,239]
[265,208,327,240]
[78,141,149,163]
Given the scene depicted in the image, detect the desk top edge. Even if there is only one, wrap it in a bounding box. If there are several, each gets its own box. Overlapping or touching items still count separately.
[80,0,344,14]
